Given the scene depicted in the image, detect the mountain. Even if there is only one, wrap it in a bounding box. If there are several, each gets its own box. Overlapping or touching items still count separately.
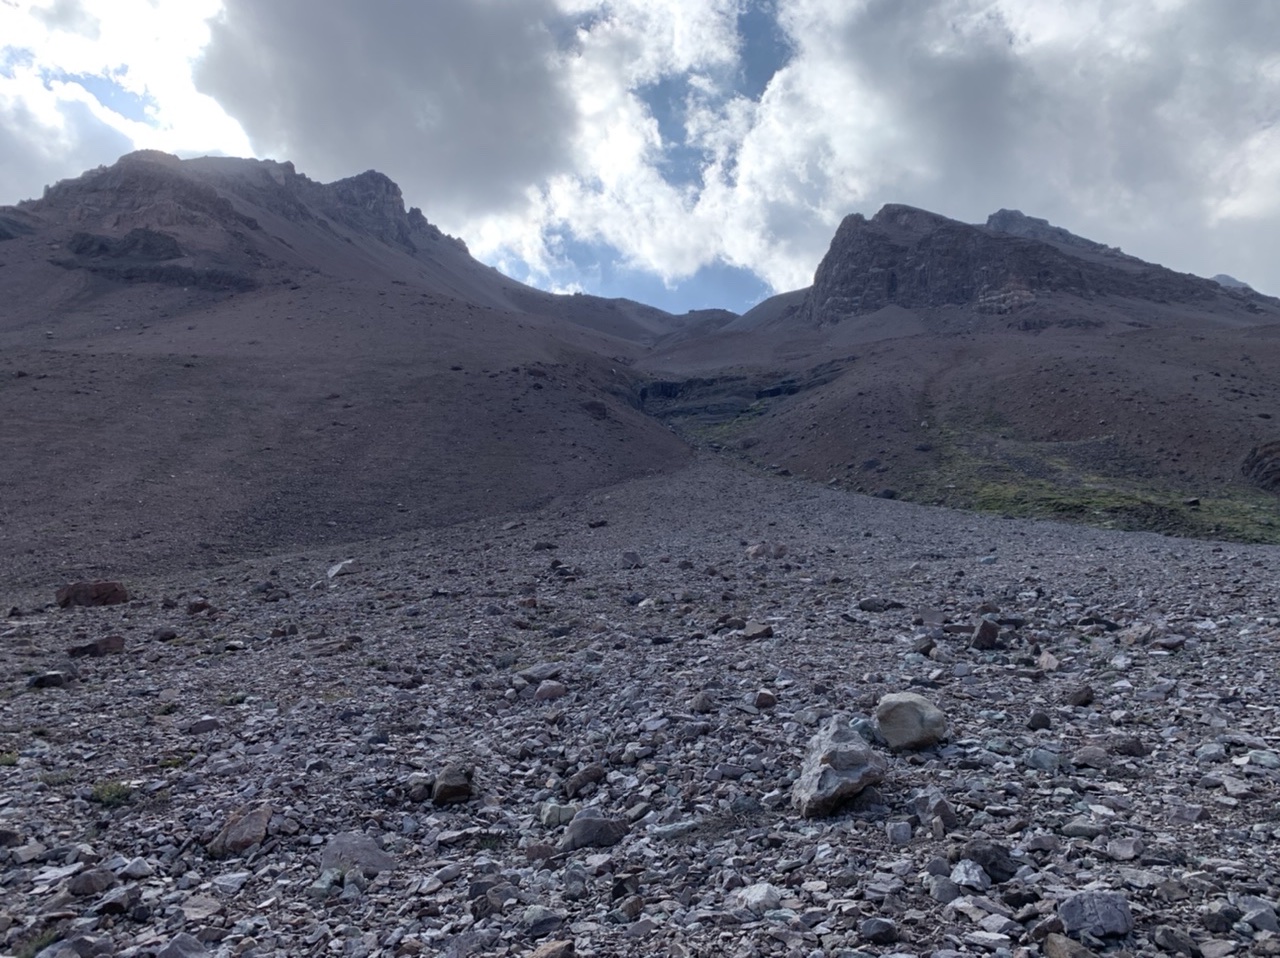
[0,151,713,584]
[4,156,1280,588]
[639,205,1280,542]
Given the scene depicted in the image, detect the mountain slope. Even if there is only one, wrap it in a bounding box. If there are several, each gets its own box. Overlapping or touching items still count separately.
[0,152,696,585]
[640,206,1280,541]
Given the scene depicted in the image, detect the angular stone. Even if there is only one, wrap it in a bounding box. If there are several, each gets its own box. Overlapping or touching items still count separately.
[1044,934,1099,958]
[563,762,606,798]
[859,917,898,944]
[320,832,396,877]
[57,580,128,607]
[120,857,154,879]
[559,808,628,852]
[730,882,782,914]
[534,680,568,701]
[67,634,125,657]
[68,868,117,896]
[791,714,888,818]
[530,942,575,958]
[742,620,773,639]
[206,804,273,857]
[959,839,1020,883]
[972,618,1000,650]
[754,688,778,709]
[28,671,71,689]
[951,859,991,890]
[522,904,566,939]
[432,764,475,805]
[875,691,948,749]
[1154,925,1201,957]
[1059,890,1133,938]
[1065,685,1096,707]
[157,933,210,958]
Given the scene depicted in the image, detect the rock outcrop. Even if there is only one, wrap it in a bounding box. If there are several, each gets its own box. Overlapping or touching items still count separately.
[1243,440,1280,492]
[799,203,1227,322]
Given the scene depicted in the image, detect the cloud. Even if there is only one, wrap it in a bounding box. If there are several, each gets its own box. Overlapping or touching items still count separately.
[5,0,1280,300]
[194,0,579,224]
[0,0,251,204]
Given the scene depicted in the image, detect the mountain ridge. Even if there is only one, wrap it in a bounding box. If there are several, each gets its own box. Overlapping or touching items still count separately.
[3,152,1280,588]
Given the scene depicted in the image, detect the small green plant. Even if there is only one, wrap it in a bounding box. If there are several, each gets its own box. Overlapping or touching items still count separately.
[473,831,504,850]
[38,769,75,786]
[15,926,63,958]
[89,779,134,807]
[158,754,188,769]
[0,751,17,767]
[218,691,249,706]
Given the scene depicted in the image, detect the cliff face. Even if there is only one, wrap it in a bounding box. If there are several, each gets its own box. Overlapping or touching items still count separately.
[798,204,1230,323]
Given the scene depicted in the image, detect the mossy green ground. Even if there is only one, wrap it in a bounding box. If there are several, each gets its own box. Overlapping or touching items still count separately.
[683,409,1280,545]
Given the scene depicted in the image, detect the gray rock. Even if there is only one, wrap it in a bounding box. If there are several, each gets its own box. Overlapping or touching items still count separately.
[886,821,913,845]
[1201,901,1241,934]
[559,808,628,851]
[534,679,568,701]
[951,859,991,891]
[1239,895,1279,932]
[206,804,273,857]
[1059,890,1133,938]
[859,917,898,944]
[730,882,782,914]
[119,856,154,879]
[874,692,947,749]
[157,932,210,957]
[563,762,606,798]
[320,832,396,877]
[1153,925,1201,956]
[432,764,474,805]
[68,868,117,896]
[971,618,1000,650]
[522,904,566,939]
[1044,933,1100,958]
[791,715,888,818]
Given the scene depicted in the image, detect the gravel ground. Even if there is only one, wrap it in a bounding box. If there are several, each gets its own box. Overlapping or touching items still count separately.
[3,454,1279,958]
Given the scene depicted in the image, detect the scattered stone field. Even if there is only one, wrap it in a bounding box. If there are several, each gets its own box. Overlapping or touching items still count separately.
[3,456,1280,958]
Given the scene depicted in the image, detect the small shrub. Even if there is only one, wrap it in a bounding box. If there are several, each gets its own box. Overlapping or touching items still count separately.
[38,769,75,786]
[15,926,63,958]
[90,779,133,807]
[218,692,248,706]
[0,751,17,767]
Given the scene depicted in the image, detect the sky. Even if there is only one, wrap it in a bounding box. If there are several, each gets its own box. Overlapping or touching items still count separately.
[2,1,1279,314]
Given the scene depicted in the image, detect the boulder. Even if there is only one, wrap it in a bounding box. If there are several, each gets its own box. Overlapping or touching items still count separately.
[1059,890,1134,938]
[206,804,273,858]
[875,692,948,750]
[791,714,888,818]
[67,635,126,657]
[432,764,475,805]
[559,808,628,852]
[320,832,396,877]
[56,581,128,608]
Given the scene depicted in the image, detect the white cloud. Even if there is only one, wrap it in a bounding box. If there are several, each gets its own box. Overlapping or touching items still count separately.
[0,0,251,203]
[4,0,1279,299]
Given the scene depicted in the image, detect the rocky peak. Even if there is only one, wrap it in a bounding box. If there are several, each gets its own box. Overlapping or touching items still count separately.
[799,202,1224,324]
[20,152,466,258]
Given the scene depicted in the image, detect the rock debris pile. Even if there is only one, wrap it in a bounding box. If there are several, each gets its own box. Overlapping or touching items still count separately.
[2,459,1279,958]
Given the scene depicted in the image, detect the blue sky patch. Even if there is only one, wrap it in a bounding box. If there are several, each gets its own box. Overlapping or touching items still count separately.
[737,0,791,100]
[52,70,154,122]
